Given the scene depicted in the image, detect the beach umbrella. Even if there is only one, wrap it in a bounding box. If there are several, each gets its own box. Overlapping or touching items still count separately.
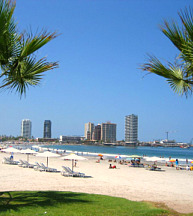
[36,151,60,167]
[169,159,176,163]
[98,154,103,157]
[20,149,37,162]
[61,153,87,172]
[115,155,122,159]
[2,147,20,153]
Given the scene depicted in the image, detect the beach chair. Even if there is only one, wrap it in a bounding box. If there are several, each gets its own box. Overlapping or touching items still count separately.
[61,166,73,177]
[23,161,35,168]
[3,157,19,165]
[2,157,9,164]
[34,162,45,171]
[40,163,58,172]
[63,166,85,177]
[147,165,162,171]
[18,160,27,167]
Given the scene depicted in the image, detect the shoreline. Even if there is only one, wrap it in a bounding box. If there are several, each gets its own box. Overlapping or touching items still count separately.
[1,143,193,162]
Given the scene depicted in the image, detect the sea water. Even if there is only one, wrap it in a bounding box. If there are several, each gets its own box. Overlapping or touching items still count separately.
[42,144,193,161]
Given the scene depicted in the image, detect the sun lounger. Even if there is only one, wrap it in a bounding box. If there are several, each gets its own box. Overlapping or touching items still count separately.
[61,166,85,177]
[40,163,58,172]
[146,165,163,171]
[18,160,27,167]
[2,157,19,165]
[34,162,45,171]
[61,166,72,177]
[23,161,35,168]
[130,164,144,168]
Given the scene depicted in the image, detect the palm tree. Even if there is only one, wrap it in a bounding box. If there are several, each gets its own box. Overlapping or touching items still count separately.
[141,7,193,97]
[0,0,58,96]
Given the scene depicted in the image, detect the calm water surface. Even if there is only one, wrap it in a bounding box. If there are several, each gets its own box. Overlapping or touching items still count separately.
[43,145,193,160]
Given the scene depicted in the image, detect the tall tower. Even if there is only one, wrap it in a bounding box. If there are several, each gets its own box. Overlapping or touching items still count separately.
[93,124,101,141]
[21,119,32,139]
[44,120,51,138]
[125,114,138,145]
[101,122,116,143]
[84,122,94,140]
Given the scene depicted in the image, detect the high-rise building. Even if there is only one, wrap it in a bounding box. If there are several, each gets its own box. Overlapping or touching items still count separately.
[44,120,52,138]
[93,124,101,141]
[101,122,116,143]
[84,122,94,140]
[21,119,32,139]
[125,114,138,145]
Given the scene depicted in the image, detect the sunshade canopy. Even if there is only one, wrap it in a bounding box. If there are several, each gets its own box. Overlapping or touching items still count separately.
[36,151,60,166]
[61,153,87,172]
[20,149,37,154]
[2,147,20,153]
[61,153,87,161]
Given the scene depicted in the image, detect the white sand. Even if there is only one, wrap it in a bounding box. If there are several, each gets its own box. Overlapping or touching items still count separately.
[0,152,193,213]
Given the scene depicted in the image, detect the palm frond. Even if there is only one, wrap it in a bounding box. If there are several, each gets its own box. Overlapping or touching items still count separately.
[160,20,186,52]
[0,0,17,65]
[0,56,58,96]
[178,7,193,42]
[142,7,193,97]
[141,55,193,96]
[20,31,58,59]
[0,0,59,97]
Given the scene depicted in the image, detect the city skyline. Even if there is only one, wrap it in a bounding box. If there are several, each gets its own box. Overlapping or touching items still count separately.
[0,1,193,142]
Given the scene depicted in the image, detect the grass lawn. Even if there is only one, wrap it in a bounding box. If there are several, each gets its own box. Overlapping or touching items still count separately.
[0,191,192,216]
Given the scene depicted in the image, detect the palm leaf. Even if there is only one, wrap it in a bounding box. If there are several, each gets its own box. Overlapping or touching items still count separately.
[141,55,193,96]
[160,20,186,52]
[20,31,58,59]
[0,0,59,96]
[0,56,58,96]
[142,7,193,97]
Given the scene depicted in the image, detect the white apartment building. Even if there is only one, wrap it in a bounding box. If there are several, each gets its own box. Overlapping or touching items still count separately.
[21,119,32,139]
[125,114,138,145]
[84,122,94,140]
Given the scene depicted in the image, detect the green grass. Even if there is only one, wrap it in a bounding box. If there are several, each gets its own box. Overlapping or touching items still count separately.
[0,191,192,216]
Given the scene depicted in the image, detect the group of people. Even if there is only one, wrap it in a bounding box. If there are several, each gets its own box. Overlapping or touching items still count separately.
[165,158,193,171]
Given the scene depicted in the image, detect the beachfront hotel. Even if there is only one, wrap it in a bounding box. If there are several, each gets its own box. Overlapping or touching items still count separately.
[21,119,32,139]
[84,122,94,140]
[125,114,138,145]
[101,122,116,143]
[43,120,52,138]
[93,124,101,141]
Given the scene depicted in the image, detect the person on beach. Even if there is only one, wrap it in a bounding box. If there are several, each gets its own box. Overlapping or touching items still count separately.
[109,164,116,169]
[175,159,179,170]
[186,165,190,171]
[10,153,13,161]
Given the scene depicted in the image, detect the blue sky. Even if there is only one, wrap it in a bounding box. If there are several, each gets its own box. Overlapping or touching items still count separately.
[1,0,193,142]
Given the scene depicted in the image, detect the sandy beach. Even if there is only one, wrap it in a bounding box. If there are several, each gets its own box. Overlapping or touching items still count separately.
[0,151,193,214]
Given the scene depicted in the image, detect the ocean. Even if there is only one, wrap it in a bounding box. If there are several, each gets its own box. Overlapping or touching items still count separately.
[42,144,193,161]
